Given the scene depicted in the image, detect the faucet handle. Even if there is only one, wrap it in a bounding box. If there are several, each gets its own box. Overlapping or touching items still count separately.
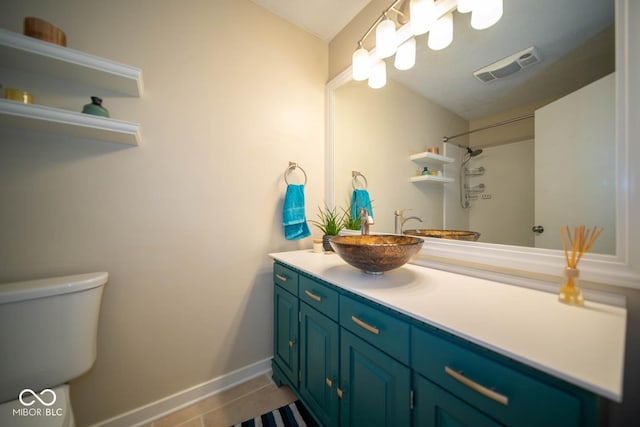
[394,208,412,217]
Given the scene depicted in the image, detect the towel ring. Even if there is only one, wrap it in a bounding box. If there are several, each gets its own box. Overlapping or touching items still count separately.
[285,162,307,185]
[352,171,368,190]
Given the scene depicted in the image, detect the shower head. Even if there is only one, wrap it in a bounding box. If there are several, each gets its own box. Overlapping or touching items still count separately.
[454,143,483,157]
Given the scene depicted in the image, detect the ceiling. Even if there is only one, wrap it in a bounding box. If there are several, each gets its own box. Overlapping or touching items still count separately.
[250,0,372,42]
[253,0,614,120]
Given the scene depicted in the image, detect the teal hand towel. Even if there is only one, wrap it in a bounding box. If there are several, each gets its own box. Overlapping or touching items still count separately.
[283,184,311,240]
[351,189,373,220]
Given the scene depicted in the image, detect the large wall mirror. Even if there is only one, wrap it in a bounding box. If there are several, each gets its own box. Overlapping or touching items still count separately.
[326,0,638,287]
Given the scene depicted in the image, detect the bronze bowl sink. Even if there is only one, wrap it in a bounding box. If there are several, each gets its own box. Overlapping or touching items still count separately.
[404,229,480,241]
[329,235,424,275]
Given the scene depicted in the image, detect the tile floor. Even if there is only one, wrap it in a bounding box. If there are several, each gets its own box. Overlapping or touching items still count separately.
[143,374,297,427]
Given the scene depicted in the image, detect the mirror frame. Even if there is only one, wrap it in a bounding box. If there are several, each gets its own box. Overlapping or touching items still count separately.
[325,0,639,289]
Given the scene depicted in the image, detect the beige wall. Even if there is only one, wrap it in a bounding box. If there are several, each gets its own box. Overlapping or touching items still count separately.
[0,0,327,424]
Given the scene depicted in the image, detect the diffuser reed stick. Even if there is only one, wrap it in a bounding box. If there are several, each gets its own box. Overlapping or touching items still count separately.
[559,225,603,305]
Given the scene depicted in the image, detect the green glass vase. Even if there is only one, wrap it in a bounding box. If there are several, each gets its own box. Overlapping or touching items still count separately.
[82,96,109,117]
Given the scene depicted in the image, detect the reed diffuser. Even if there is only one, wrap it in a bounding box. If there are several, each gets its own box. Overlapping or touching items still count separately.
[559,226,603,305]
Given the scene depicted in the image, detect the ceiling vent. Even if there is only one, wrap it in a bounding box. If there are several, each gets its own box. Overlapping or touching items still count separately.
[473,46,541,83]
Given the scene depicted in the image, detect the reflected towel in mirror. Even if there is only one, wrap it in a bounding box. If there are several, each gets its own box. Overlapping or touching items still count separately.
[351,189,373,220]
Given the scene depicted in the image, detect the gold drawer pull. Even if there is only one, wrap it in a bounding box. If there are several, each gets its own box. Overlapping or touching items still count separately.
[444,366,509,406]
[351,315,380,335]
[304,290,322,302]
[288,340,295,348]
[337,388,344,398]
[326,377,333,388]
[275,273,288,282]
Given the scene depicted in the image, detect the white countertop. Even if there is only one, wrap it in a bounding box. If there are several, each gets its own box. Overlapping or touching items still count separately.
[269,250,627,402]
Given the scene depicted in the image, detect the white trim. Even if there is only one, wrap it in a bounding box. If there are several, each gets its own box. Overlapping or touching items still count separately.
[0,99,141,145]
[325,67,352,209]
[90,357,273,427]
[325,0,640,289]
[0,28,143,96]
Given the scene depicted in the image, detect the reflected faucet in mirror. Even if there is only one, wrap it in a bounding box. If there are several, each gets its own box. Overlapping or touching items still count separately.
[360,208,374,235]
[394,209,423,234]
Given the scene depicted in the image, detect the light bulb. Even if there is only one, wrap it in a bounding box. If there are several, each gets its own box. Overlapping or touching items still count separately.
[410,0,436,36]
[368,60,387,89]
[352,47,370,81]
[428,12,453,50]
[394,37,416,71]
[375,17,397,58]
[471,0,503,30]
[457,0,475,14]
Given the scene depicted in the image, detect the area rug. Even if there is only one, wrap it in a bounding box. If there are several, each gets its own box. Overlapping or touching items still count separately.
[231,400,318,427]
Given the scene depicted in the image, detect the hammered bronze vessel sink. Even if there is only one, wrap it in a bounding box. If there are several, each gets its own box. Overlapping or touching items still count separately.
[329,235,424,275]
[404,229,481,241]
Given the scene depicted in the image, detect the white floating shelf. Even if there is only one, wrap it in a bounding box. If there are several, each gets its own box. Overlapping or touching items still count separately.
[410,175,454,184]
[0,28,143,96]
[0,99,140,145]
[409,151,455,165]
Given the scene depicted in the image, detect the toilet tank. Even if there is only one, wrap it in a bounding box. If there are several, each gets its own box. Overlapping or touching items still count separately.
[0,272,107,404]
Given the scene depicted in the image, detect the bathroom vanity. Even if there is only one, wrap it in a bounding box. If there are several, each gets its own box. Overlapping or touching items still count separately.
[269,250,626,427]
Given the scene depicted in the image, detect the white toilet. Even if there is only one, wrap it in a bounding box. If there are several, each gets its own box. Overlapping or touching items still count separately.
[0,272,108,426]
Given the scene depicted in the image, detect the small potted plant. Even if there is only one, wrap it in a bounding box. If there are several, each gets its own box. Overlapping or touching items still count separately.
[310,204,345,251]
[342,206,362,231]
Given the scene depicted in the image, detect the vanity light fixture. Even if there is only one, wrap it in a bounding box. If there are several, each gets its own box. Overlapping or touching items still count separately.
[410,0,436,35]
[352,43,370,81]
[376,13,398,58]
[456,0,475,14]
[351,0,503,89]
[428,11,453,50]
[368,59,387,89]
[471,0,503,30]
[395,37,417,70]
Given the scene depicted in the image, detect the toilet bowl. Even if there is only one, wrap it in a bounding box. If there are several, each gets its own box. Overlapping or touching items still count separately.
[0,272,108,426]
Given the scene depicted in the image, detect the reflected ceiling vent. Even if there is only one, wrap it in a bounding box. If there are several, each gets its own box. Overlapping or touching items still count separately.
[473,46,541,83]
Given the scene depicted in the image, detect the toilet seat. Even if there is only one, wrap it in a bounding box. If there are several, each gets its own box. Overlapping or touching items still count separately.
[0,384,74,427]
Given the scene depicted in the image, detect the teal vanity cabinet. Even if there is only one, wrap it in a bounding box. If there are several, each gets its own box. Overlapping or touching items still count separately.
[411,325,599,427]
[339,295,411,427]
[273,264,299,387]
[272,263,412,427]
[413,373,502,427]
[298,276,340,426]
[273,267,341,426]
[272,261,602,427]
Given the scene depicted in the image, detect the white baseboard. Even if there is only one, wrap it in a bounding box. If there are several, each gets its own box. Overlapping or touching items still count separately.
[91,357,273,427]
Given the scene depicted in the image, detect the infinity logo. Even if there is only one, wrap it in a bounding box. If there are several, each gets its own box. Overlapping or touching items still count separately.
[19,389,57,407]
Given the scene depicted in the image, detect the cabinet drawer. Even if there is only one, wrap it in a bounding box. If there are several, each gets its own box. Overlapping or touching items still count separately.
[299,275,339,321]
[412,326,581,427]
[340,295,409,365]
[274,263,298,296]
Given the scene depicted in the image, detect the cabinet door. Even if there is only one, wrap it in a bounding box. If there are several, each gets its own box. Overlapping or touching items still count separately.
[300,302,339,426]
[274,285,299,387]
[413,374,503,427]
[340,330,410,427]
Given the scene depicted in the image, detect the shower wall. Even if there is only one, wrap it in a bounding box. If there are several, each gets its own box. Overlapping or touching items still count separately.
[467,140,535,246]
